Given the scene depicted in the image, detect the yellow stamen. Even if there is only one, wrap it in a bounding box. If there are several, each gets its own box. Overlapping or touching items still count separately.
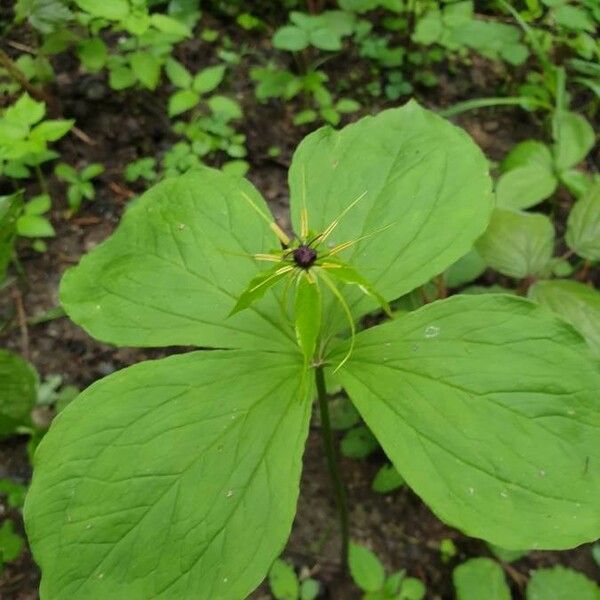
[313,190,367,246]
[250,265,294,293]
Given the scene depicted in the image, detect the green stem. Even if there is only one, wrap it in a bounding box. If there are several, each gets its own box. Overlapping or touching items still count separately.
[34,164,49,196]
[439,96,551,118]
[315,365,349,571]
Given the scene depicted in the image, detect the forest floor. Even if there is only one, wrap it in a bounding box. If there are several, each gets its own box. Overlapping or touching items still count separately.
[1,12,599,600]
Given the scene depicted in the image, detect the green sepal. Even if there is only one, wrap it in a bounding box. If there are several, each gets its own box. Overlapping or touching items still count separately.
[321,259,392,317]
[229,262,293,317]
[294,272,321,363]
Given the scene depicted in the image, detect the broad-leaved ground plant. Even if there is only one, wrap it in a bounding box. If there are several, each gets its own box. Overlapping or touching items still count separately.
[24,102,600,599]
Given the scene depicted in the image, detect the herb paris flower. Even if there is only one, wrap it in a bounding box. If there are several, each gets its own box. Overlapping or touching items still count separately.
[24,102,600,600]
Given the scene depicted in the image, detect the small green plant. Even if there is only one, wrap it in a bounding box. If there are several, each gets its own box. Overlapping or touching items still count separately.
[0,348,38,438]
[74,1,196,91]
[452,557,511,600]
[0,192,22,282]
[124,157,158,183]
[16,193,55,252]
[251,64,360,126]
[54,162,104,213]
[0,93,73,181]
[0,520,24,574]
[412,1,529,66]
[272,10,356,52]
[165,61,227,117]
[268,558,320,600]
[162,59,247,174]
[23,103,600,598]
[453,558,600,600]
[349,542,425,600]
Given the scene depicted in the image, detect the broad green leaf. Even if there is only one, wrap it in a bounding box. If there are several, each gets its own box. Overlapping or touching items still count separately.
[59,169,296,351]
[0,192,23,281]
[0,520,24,562]
[80,163,104,181]
[0,479,27,509]
[168,89,200,116]
[16,214,55,237]
[565,182,600,260]
[526,567,600,600]
[294,274,321,363]
[108,65,135,90]
[453,558,510,600]
[529,280,600,357]
[372,463,404,493]
[0,349,37,437]
[25,350,312,599]
[400,577,426,600]
[309,27,341,51]
[207,95,243,121]
[192,65,226,94]
[269,559,299,600]
[300,578,319,600]
[488,544,528,563]
[559,168,594,199]
[500,140,553,173]
[165,58,192,89]
[230,263,293,317]
[30,119,73,142]
[552,111,595,171]
[129,52,161,90]
[495,165,557,209]
[444,248,486,288]
[476,208,554,279]
[335,294,600,549]
[55,162,78,183]
[24,194,51,215]
[4,93,45,126]
[150,13,191,37]
[552,5,595,31]
[273,26,310,51]
[349,542,385,592]
[289,101,492,339]
[341,425,378,458]
[77,37,107,72]
[74,0,129,20]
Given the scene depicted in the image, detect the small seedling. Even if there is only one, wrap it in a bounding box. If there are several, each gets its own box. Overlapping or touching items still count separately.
[54,162,104,213]
[268,558,320,600]
[349,542,425,600]
[0,94,72,180]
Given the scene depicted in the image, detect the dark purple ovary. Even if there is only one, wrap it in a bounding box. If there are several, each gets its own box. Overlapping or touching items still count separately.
[293,245,317,269]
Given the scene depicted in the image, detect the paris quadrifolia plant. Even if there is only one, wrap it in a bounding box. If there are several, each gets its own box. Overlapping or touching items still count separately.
[24,102,600,599]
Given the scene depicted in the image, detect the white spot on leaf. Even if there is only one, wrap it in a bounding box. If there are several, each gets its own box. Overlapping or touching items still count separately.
[424,325,440,338]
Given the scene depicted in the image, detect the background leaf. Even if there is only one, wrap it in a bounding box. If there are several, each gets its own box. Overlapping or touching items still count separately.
[269,559,299,600]
[25,350,312,599]
[552,111,595,172]
[529,279,600,357]
[349,542,385,592]
[476,209,554,279]
[526,566,600,600]
[452,558,510,600]
[495,165,557,210]
[565,182,600,260]
[0,349,37,437]
[335,294,600,549]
